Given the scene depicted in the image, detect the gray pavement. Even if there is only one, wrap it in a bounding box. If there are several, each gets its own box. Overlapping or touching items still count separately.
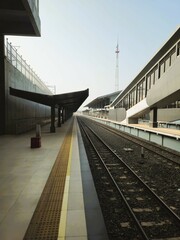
[0,120,72,240]
[0,117,108,240]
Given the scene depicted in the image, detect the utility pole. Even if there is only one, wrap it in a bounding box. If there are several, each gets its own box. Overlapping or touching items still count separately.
[115,41,119,91]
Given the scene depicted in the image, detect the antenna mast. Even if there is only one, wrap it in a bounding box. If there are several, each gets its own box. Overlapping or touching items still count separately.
[115,41,119,91]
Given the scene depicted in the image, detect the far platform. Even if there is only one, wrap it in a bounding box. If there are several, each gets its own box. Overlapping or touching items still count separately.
[86,116,180,152]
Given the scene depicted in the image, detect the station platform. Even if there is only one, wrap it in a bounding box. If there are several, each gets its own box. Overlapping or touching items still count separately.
[129,123,180,138]
[89,116,180,152]
[0,117,108,240]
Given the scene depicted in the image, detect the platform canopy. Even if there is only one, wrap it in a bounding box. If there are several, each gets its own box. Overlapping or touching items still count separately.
[10,87,89,112]
[85,91,121,109]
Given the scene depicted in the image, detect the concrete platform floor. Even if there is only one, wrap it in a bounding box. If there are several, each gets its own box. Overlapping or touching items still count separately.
[0,120,71,239]
[0,117,108,240]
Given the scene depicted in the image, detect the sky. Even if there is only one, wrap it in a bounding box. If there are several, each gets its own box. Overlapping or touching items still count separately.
[7,0,180,109]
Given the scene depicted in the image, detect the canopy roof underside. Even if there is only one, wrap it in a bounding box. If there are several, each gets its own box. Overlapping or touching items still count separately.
[10,87,89,112]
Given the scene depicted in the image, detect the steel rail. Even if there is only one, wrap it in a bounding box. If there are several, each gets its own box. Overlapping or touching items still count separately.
[79,119,149,240]
[78,118,180,228]
[81,119,180,222]
[90,119,180,165]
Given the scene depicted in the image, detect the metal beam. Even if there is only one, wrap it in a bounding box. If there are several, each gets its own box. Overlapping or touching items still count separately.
[50,105,55,133]
[0,35,5,134]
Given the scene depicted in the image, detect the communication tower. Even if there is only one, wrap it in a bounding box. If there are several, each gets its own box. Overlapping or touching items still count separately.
[115,42,119,91]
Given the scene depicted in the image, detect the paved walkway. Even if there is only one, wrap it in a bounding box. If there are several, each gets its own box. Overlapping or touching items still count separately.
[0,117,108,240]
[130,124,180,137]
[0,120,72,240]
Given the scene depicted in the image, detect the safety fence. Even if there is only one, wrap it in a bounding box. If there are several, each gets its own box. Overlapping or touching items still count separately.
[4,38,52,95]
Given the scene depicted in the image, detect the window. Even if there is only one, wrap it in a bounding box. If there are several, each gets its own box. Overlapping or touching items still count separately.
[147,75,151,91]
[123,96,129,109]
[177,42,180,56]
[142,79,146,98]
[147,69,156,92]
[165,56,170,71]
[151,71,155,85]
[129,88,136,107]
[117,100,123,108]
[137,78,146,102]
[170,47,176,65]
[154,67,158,83]
[160,61,165,77]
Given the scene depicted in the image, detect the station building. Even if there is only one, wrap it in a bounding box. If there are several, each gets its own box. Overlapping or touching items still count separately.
[85,26,180,128]
[84,91,121,118]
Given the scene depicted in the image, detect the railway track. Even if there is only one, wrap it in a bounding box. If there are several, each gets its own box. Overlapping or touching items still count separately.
[94,119,180,165]
[79,117,180,218]
[78,117,180,240]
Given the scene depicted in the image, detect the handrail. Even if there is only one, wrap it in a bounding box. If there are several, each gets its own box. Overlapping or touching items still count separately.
[4,38,52,95]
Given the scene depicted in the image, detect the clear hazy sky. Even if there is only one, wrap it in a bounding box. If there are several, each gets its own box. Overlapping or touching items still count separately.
[7,0,180,109]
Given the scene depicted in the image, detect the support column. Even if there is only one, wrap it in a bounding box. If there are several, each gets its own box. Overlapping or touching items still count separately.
[62,107,65,124]
[152,107,158,128]
[65,109,68,121]
[50,105,56,133]
[0,35,5,135]
[57,106,61,127]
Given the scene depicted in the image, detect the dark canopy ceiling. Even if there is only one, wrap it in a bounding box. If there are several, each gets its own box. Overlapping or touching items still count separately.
[10,87,89,112]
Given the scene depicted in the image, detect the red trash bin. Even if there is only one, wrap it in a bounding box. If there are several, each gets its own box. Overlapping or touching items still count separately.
[31,137,41,148]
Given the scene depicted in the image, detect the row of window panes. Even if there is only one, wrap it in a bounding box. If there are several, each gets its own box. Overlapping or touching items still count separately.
[159,47,176,78]
[129,88,136,108]
[165,100,180,108]
[146,66,158,91]
[116,41,180,110]
[137,78,146,102]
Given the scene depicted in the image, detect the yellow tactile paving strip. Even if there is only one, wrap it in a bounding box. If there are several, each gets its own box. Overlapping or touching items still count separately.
[23,122,73,240]
[58,132,73,239]
[61,119,87,239]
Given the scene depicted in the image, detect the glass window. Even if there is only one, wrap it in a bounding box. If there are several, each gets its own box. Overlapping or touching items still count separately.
[177,100,180,108]
[165,56,170,71]
[137,78,145,102]
[142,79,146,98]
[124,96,129,109]
[147,75,151,91]
[160,61,165,77]
[154,67,158,83]
[151,72,155,86]
[118,101,123,108]
[177,42,180,56]
[137,83,141,103]
[129,88,136,107]
[169,47,176,65]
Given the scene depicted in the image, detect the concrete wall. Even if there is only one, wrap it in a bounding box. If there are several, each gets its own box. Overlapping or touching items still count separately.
[5,59,51,134]
[108,108,126,122]
[109,107,180,125]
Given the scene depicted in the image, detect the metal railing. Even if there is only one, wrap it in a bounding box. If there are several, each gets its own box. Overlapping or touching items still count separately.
[5,38,52,95]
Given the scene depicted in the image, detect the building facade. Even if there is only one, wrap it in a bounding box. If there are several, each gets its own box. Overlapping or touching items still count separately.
[86,27,180,127]
[0,1,52,134]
